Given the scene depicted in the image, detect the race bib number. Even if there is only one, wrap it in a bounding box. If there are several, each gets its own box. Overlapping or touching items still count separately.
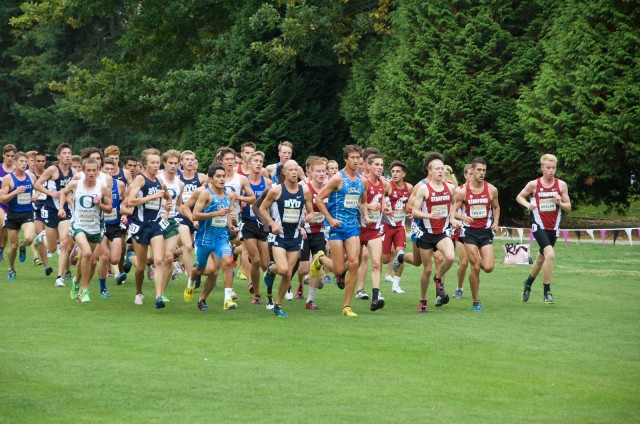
[159,219,169,230]
[78,213,94,224]
[267,233,276,243]
[17,193,31,205]
[469,205,487,218]
[129,223,140,235]
[538,198,556,212]
[104,210,117,222]
[181,191,193,204]
[40,209,49,219]
[431,204,448,218]
[311,212,325,224]
[211,215,227,227]
[344,194,359,208]
[283,208,301,224]
[146,198,160,210]
[368,209,381,221]
[393,210,406,221]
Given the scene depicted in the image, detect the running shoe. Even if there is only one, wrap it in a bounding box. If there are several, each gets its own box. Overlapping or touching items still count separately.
[100,289,110,299]
[335,273,346,290]
[248,282,254,294]
[80,289,91,304]
[435,293,450,307]
[418,299,427,313]
[70,278,79,300]
[273,304,288,317]
[370,298,385,311]
[34,257,42,266]
[385,275,394,283]
[392,249,405,272]
[306,301,319,310]
[295,284,304,299]
[265,296,274,310]
[7,269,16,280]
[34,230,45,246]
[224,299,237,310]
[146,265,155,282]
[238,268,247,280]
[123,251,134,273]
[356,290,369,300]
[264,261,275,288]
[55,277,65,287]
[323,275,331,286]
[64,271,72,280]
[160,295,170,303]
[197,299,209,312]
[303,275,310,286]
[285,288,293,301]
[252,295,261,305]
[116,273,127,285]
[70,245,79,266]
[472,300,483,311]
[522,288,531,303]
[453,288,463,299]
[544,292,555,304]
[134,294,144,305]
[154,296,165,309]
[342,306,357,317]
[310,251,325,277]
[45,266,53,277]
[194,275,201,289]
[392,284,405,294]
[184,287,194,303]
[171,272,180,280]
[231,290,238,301]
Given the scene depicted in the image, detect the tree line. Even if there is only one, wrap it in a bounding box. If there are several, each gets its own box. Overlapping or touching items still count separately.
[1,0,638,221]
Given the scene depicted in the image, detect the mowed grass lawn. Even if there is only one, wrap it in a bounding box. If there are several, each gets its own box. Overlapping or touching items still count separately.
[1,240,639,423]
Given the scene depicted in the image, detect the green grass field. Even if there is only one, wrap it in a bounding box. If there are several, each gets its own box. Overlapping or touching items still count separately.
[1,241,639,423]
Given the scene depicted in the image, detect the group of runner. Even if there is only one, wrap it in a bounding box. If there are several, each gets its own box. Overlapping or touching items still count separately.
[0,141,571,316]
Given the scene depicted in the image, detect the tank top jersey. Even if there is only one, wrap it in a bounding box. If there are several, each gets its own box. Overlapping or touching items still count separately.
[104,177,121,225]
[419,182,452,235]
[463,182,493,229]
[45,165,73,210]
[159,173,180,219]
[242,176,267,221]
[8,173,34,213]
[270,163,282,184]
[303,181,326,234]
[134,175,163,223]
[113,166,127,185]
[71,179,104,234]
[361,176,385,229]
[271,183,305,240]
[224,172,243,214]
[194,187,231,246]
[237,164,250,177]
[180,172,202,206]
[0,165,11,208]
[327,170,364,229]
[34,173,47,202]
[530,178,562,231]
[383,182,410,227]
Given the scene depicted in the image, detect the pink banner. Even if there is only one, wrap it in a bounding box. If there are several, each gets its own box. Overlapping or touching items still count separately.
[563,230,569,247]
[600,230,606,243]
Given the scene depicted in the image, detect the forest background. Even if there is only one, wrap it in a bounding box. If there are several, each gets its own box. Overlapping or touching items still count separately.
[0,0,638,222]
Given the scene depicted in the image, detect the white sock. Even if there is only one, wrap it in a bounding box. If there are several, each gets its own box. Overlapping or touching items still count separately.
[187,278,194,289]
[394,276,401,284]
[307,287,317,303]
[224,287,232,301]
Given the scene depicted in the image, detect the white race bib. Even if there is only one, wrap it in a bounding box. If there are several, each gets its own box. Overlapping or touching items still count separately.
[17,193,31,205]
[431,204,448,218]
[159,219,169,230]
[311,212,325,224]
[104,210,117,221]
[539,198,556,212]
[367,209,381,221]
[344,194,359,208]
[283,208,301,224]
[146,198,160,210]
[469,205,487,218]
[211,215,227,227]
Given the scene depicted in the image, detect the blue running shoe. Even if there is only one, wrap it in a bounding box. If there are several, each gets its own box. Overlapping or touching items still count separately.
[65,271,72,280]
[116,273,127,286]
[100,289,111,298]
[0,247,4,261]
[19,246,26,263]
[273,304,288,317]
[473,300,483,311]
[45,266,53,277]
[8,269,16,280]
[154,296,165,309]
[123,251,133,273]
[264,261,275,289]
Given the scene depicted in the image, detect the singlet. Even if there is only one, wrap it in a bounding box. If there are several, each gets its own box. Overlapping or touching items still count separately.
[303,181,326,234]
[134,175,163,223]
[8,173,34,213]
[462,181,493,229]
[271,183,305,240]
[71,179,104,234]
[530,178,562,231]
[383,182,410,227]
[0,165,12,209]
[34,173,47,202]
[159,173,180,219]
[224,172,243,213]
[237,164,250,177]
[104,177,121,225]
[242,175,267,221]
[361,176,385,230]
[419,182,452,235]
[270,163,282,184]
[113,166,127,185]
[180,172,202,207]
[44,165,73,210]
[194,187,231,246]
[327,170,364,229]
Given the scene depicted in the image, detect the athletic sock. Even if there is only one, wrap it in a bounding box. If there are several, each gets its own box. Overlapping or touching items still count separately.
[224,287,232,301]
[307,287,317,303]
[543,284,551,294]
[187,278,195,289]
[372,288,379,301]
[525,275,535,289]
[393,276,401,284]
[99,278,107,292]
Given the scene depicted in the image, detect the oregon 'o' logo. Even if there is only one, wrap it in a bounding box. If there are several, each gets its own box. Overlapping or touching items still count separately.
[168,188,178,199]
[78,195,95,208]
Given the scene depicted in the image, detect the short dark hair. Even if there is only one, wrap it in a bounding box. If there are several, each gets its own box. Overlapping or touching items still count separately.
[207,161,225,177]
[422,152,444,175]
[123,155,138,164]
[471,157,487,168]
[389,160,406,173]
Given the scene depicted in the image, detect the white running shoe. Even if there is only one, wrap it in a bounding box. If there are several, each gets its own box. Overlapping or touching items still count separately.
[285,289,294,301]
[54,277,65,287]
[392,249,405,272]
[392,284,405,294]
[134,294,144,305]
[34,230,46,247]
[356,290,369,300]
[384,275,395,283]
